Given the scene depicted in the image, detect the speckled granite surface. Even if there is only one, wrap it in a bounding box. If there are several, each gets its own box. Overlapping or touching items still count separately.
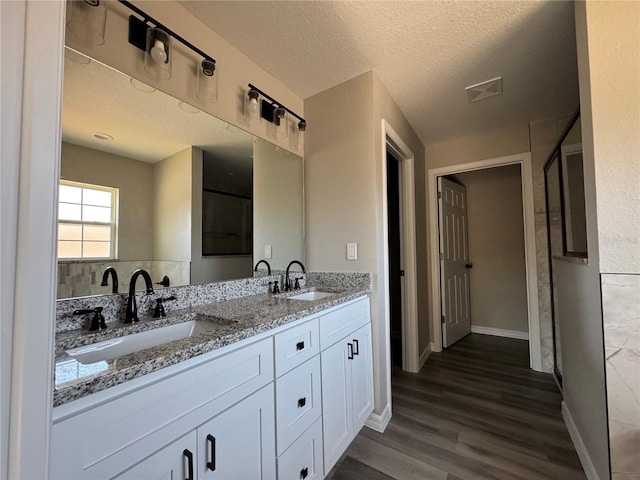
[54,273,371,407]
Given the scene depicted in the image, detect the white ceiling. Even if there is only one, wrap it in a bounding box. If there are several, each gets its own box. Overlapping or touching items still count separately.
[179,0,579,145]
[62,48,254,164]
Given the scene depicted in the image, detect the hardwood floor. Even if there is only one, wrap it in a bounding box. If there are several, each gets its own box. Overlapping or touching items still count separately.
[326,334,586,480]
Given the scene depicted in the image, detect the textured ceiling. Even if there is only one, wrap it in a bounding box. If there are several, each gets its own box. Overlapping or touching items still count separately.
[62,49,254,164]
[179,0,579,145]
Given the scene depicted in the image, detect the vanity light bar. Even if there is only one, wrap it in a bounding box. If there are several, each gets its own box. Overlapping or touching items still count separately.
[248,83,307,130]
[118,0,216,66]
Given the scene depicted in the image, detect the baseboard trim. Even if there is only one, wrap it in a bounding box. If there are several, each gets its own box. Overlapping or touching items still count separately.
[365,404,391,433]
[471,326,529,340]
[561,401,602,480]
[419,344,431,369]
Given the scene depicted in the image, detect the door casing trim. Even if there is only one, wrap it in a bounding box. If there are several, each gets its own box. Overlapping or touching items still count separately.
[427,152,542,371]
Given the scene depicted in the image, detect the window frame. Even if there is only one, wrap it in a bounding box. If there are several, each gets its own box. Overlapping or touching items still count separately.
[57,179,119,260]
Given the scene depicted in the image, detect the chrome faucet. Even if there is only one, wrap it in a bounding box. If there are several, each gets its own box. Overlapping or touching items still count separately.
[100,266,119,294]
[254,259,272,276]
[284,260,306,291]
[125,269,154,323]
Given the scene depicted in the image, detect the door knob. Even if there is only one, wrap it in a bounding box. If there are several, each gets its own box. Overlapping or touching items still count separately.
[465,263,473,269]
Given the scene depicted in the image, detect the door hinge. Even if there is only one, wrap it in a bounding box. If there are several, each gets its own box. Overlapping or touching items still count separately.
[441,315,445,324]
[399,270,405,277]
[437,191,442,200]
[439,252,444,261]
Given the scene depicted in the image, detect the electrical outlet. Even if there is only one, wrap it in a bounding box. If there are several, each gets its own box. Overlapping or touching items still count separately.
[264,245,272,259]
[347,243,358,261]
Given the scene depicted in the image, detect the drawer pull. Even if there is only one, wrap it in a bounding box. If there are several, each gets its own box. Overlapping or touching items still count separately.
[353,338,359,355]
[296,341,305,351]
[206,434,216,471]
[183,449,194,480]
[297,397,306,408]
[347,342,354,360]
[300,466,309,479]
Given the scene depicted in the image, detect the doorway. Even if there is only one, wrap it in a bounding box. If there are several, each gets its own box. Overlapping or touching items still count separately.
[427,153,542,371]
[386,149,403,368]
[381,120,419,376]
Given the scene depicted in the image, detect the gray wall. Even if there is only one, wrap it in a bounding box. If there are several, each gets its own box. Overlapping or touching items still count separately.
[253,139,304,271]
[454,165,528,334]
[306,70,429,419]
[61,142,154,261]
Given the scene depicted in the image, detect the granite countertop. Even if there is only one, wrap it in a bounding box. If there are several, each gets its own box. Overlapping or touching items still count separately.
[53,287,369,407]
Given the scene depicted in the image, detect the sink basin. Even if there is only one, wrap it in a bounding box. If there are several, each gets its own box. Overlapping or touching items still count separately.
[287,291,335,301]
[66,319,227,365]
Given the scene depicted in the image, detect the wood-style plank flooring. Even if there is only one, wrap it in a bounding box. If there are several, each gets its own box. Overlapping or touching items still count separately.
[326,334,586,480]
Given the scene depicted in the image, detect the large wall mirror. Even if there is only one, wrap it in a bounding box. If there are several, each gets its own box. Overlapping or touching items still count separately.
[58,48,304,299]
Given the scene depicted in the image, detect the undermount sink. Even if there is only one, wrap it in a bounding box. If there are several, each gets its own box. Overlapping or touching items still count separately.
[65,319,229,365]
[287,291,335,301]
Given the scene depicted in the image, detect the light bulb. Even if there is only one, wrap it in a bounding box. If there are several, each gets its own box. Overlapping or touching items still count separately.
[248,97,259,113]
[150,39,167,63]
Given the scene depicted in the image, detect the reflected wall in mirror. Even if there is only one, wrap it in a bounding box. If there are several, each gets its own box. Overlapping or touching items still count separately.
[560,117,586,256]
[58,48,304,299]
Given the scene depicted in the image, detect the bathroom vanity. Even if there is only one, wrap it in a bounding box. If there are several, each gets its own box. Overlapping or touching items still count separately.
[51,276,373,479]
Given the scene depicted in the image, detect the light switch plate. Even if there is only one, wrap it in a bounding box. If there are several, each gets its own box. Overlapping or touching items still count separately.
[347,243,358,260]
[264,245,272,259]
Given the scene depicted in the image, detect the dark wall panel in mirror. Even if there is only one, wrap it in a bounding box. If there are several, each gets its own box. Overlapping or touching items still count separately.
[57,48,303,299]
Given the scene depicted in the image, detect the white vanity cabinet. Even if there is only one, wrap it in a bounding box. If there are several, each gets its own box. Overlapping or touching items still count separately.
[116,385,275,480]
[195,384,276,480]
[115,432,198,480]
[51,295,373,480]
[320,307,374,473]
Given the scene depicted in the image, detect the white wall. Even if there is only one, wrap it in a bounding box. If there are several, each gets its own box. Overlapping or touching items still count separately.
[3,2,65,477]
[1,2,26,475]
[62,142,154,260]
[454,165,529,334]
[253,140,304,271]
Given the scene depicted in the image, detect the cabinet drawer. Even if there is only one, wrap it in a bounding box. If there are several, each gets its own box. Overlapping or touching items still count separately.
[275,357,321,455]
[50,338,273,479]
[277,418,323,480]
[274,317,319,377]
[319,297,370,350]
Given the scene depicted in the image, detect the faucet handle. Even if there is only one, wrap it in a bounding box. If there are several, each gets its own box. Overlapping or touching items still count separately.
[294,277,303,290]
[73,307,107,331]
[155,275,170,288]
[269,280,280,294]
[153,296,177,318]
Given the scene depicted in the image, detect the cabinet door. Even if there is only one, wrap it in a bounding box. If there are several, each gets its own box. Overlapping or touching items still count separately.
[320,339,353,473]
[115,432,197,480]
[350,323,374,432]
[197,384,276,480]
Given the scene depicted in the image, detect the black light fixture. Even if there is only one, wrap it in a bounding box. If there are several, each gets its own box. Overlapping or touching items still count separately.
[246,83,307,138]
[119,0,217,94]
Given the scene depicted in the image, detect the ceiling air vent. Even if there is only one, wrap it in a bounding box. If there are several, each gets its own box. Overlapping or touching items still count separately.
[465,76,503,103]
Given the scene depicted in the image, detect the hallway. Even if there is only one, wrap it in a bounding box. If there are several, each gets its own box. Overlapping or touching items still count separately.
[327,334,586,480]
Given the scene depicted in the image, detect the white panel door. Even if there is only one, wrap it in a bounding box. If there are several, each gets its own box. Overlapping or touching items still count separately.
[115,432,197,480]
[197,385,276,480]
[349,323,374,432]
[438,177,471,347]
[321,339,352,474]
